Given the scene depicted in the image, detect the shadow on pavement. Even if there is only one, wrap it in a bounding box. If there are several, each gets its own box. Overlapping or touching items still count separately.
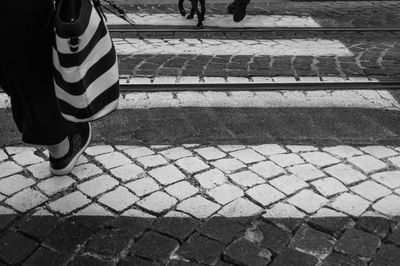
[2,107,400,147]
[0,214,399,265]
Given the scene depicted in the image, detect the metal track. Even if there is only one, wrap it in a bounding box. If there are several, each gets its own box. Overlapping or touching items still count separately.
[108,25,400,33]
[119,81,400,92]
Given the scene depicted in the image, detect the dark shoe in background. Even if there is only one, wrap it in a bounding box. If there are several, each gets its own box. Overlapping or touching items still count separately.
[49,122,91,175]
[227,2,235,14]
[233,0,250,22]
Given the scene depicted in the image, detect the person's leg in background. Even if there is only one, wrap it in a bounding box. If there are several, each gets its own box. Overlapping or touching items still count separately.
[0,0,91,175]
[227,0,250,22]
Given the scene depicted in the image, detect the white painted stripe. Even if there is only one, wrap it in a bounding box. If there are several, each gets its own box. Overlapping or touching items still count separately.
[106,13,322,28]
[113,38,354,56]
[1,90,398,110]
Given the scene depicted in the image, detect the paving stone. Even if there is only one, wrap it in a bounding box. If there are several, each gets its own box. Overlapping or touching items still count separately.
[388,155,400,169]
[269,174,308,195]
[290,224,334,259]
[5,146,35,155]
[177,234,225,265]
[177,195,220,219]
[286,145,318,153]
[199,216,244,244]
[369,244,400,266]
[263,202,306,231]
[6,188,47,212]
[26,161,51,179]
[23,247,67,266]
[207,184,244,205]
[43,220,92,254]
[110,164,145,182]
[360,146,398,159]
[112,209,156,238]
[194,147,226,161]
[137,191,178,214]
[194,169,226,189]
[218,145,246,153]
[224,238,270,266]
[388,225,400,246]
[347,155,387,175]
[75,203,114,216]
[126,177,160,197]
[124,146,155,158]
[373,195,400,217]
[38,175,75,196]
[119,256,159,266]
[218,198,262,220]
[78,175,119,197]
[309,208,353,236]
[357,211,394,238]
[288,189,329,214]
[137,155,169,169]
[71,163,103,180]
[211,158,246,174]
[249,161,286,180]
[311,177,348,197]
[246,184,286,206]
[98,187,139,212]
[271,248,318,266]
[350,180,391,201]
[322,145,363,158]
[165,181,198,200]
[229,149,265,164]
[85,145,114,156]
[269,153,305,168]
[0,206,17,230]
[19,216,58,243]
[300,152,340,168]
[86,229,132,257]
[0,161,23,178]
[0,231,38,265]
[322,252,365,266]
[148,164,186,185]
[324,163,367,185]
[0,174,35,196]
[335,228,380,258]
[259,222,291,253]
[12,151,44,166]
[159,147,193,161]
[0,150,7,162]
[229,170,265,188]
[95,152,132,169]
[252,144,287,156]
[288,164,325,181]
[133,231,179,264]
[176,157,210,174]
[371,171,400,189]
[48,191,90,214]
[69,254,113,266]
[331,193,370,217]
[152,211,200,241]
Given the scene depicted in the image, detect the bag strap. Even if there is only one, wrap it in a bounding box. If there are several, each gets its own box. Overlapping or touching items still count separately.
[98,0,136,27]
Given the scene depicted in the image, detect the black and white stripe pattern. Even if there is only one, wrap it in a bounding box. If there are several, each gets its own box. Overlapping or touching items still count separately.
[53,0,119,122]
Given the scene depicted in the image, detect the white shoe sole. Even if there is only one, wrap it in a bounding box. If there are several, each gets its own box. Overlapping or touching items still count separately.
[50,123,92,176]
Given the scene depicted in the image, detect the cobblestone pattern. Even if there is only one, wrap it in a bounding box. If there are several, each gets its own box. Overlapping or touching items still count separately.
[1,144,400,265]
[116,32,400,81]
[117,2,400,28]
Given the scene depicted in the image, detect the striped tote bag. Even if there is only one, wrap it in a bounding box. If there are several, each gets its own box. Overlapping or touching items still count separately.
[53,0,119,122]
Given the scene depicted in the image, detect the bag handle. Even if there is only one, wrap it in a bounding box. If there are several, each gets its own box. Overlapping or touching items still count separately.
[98,0,136,27]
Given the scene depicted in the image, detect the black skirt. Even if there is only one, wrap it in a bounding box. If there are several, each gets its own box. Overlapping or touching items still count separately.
[0,0,75,145]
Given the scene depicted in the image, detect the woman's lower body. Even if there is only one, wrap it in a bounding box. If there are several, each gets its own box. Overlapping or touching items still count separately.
[0,0,91,175]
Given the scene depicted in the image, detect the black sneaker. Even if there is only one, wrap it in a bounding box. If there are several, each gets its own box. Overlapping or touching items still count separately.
[49,122,91,175]
[233,0,250,22]
[227,2,235,14]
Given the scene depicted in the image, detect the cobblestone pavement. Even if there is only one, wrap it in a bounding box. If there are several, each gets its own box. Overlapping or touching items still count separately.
[1,142,400,265]
[116,1,400,28]
[115,32,400,82]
